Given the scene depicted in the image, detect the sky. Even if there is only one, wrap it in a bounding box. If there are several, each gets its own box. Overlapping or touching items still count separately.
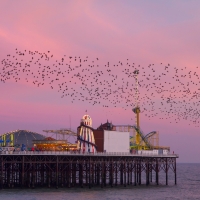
[1,0,200,162]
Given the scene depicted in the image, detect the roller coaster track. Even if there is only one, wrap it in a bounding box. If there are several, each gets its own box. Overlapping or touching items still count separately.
[144,131,157,139]
[133,126,156,149]
[115,125,157,149]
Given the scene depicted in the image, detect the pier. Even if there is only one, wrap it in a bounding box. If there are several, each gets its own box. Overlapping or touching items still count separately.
[0,152,178,189]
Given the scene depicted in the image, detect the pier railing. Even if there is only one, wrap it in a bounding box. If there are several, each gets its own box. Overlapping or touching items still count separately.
[0,151,179,157]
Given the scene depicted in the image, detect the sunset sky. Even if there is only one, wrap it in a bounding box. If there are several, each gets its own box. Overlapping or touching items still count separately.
[1,1,200,162]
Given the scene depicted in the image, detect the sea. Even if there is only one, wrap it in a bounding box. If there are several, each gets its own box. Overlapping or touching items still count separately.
[0,163,199,200]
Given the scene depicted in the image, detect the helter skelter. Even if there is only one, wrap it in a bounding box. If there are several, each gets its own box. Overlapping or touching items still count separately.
[77,114,97,153]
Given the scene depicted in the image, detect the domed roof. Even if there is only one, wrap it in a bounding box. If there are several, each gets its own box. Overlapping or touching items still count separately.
[81,114,92,126]
[0,130,45,147]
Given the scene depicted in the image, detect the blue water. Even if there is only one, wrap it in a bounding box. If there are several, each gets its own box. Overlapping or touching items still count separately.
[0,164,200,200]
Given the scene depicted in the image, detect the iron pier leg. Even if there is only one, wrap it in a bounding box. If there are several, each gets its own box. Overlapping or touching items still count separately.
[35,163,37,187]
[104,160,106,187]
[156,159,159,185]
[101,160,104,188]
[11,163,13,188]
[175,158,177,185]
[127,162,130,185]
[134,160,137,186]
[85,162,88,186]
[48,165,51,188]
[150,162,152,183]
[115,161,117,186]
[139,160,141,185]
[97,163,100,186]
[56,156,58,189]
[41,163,44,187]
[61,163,64,187]
[92,161,94,186]
[72,162,75,187]
[68,162,71,188]
[110,158,113,187]
[81,162,84,188]
[111,162,113,187]
[27,164,30,188]
[120,162,123,185]
[146,161,149,186]
[166,158,168,185]
[124,162,126,187]
[94,163,96,185]
[130,162,132,185]
[78,163,81,187]
[7,163,10,188]
[136,162,139,184]
[64,167,67,187]
[96,163,98,186]
[21,156,24,188]
[89,157,91,189]
[109,161,111,186]
[32,163,35,188]
[0,156,3,189]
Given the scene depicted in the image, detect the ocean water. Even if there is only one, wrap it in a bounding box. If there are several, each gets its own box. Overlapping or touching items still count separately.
[0,163,200,200]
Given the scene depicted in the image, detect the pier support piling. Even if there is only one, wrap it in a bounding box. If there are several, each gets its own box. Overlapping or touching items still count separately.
[0,154,177,188]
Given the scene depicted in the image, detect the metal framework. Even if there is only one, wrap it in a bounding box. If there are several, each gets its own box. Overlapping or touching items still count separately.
[115,125,161,150]
[43,129,76,141]
[0,153,177,189]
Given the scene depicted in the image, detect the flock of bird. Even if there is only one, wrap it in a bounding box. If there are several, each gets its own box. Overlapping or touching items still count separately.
[1,49,200,127]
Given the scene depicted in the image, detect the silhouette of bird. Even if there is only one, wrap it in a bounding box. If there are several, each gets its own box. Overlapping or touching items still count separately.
[1,48,200,127]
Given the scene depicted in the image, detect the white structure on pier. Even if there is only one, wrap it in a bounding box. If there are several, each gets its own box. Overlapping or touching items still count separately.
[77,115,96,153]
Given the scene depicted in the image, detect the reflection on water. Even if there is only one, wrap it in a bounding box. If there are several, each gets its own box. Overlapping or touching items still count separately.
[0,164,200,200]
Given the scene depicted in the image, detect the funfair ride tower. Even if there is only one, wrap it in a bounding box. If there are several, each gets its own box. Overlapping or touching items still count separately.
[132,69,141,145]
[77,115,96,153]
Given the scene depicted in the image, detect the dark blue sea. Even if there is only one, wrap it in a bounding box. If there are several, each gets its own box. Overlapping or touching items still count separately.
[0,164,199,200]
